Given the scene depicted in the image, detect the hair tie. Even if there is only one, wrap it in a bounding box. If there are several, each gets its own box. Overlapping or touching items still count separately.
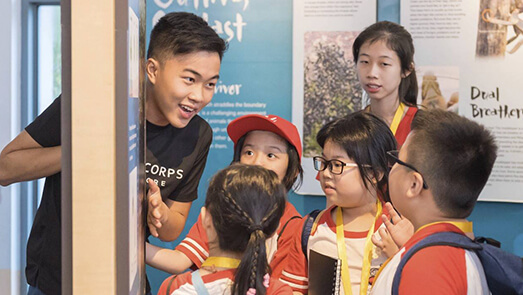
[248,224,263,233]
[245,274,270,295]
[263,273,270,288]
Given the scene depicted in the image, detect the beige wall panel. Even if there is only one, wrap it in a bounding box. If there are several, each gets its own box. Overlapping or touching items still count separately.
[70,0,116,294]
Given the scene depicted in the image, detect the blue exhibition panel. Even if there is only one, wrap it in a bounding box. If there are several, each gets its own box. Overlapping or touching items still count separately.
[145,1,523,293]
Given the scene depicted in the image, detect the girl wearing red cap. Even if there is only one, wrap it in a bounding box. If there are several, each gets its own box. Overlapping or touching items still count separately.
[147,114,304,283]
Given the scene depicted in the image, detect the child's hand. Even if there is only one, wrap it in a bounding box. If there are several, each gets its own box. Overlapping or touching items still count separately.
[372,227,400,258]
[382,202,414,248]
[147,179,168,238]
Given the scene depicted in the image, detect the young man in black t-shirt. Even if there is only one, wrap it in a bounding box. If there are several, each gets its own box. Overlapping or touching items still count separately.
[0,97,62,295]
[0,12,226,295]
[143,12,226,242]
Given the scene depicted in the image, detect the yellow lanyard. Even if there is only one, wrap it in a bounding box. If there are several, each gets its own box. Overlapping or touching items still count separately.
[389,103,406,135]
[417,221,473,234]
[335,201,382,295]
[201,257,241,269]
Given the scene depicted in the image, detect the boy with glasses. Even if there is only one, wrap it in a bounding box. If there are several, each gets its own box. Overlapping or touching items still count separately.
[371,109,497,294]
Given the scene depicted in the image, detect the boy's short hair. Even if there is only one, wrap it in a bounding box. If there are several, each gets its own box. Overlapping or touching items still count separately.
[147,12,227,61]
[408,109,497,218]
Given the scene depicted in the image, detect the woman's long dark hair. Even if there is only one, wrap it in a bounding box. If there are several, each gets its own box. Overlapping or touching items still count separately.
[353,21,418,106]
[205,164,286,295]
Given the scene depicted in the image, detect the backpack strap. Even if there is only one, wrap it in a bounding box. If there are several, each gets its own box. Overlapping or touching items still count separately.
[191,270,211,295]
[475,236,501,248]
[277,215,301,243]
[164,274,178,295]
[391,232,481,295]
[301,209,323,258]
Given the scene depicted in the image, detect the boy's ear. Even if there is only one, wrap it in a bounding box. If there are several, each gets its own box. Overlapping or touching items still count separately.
[405,171,425,200]
[146,58,160,84]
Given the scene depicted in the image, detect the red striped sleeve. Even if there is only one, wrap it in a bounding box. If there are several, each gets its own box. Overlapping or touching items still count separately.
[268,278,294,294]
[175,214,209,268]
[279,217,309,293]
[270,203,302,280]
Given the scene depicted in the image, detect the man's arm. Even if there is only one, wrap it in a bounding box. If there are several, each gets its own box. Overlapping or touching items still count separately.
[158,199,192,241]
[0,130,61,186]
[147,179,192,241]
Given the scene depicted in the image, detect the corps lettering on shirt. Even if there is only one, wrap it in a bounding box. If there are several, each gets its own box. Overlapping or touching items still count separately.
[145,115,212,203]
[146,163,184,187]
[146,162,184,179]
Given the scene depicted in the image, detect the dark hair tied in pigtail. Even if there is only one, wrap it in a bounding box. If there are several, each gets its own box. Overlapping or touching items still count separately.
[247,229,264,293]
[205,164,286,295]
[245,201,280,294]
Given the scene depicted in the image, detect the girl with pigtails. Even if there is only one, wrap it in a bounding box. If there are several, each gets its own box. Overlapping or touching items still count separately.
[157,164,293,295]
[147,114,304,281]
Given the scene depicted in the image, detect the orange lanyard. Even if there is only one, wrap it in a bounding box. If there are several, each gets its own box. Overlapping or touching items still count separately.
[335,201,382,295]
[390,103,406,135]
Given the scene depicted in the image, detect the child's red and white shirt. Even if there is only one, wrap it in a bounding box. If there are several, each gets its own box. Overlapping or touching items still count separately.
[280,206,388,294]
[157,269,292,295]
[176,202,301,270]
[370,223,490,295]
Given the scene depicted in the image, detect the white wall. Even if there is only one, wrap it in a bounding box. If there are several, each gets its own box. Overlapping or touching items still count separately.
[0,0,22,294]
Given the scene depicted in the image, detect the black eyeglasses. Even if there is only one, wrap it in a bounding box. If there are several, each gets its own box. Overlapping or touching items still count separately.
[313,156,360,175]
[386,150,429,189]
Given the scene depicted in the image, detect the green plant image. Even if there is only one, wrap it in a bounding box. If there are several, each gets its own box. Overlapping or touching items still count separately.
[303,34,362,157]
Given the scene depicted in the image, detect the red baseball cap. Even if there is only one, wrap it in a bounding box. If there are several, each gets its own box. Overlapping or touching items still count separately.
[227,114,302,160]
